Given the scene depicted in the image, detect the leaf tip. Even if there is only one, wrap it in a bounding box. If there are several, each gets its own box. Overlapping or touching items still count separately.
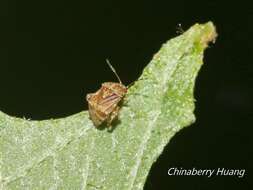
[199,21,218,48]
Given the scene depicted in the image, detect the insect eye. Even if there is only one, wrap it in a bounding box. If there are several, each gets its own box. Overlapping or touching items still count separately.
[86,94,92,100]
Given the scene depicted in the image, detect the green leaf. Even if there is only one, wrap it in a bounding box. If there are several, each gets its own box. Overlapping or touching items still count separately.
[0,22,217,190]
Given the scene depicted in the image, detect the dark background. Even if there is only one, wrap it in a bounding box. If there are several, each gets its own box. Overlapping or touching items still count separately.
[0,0,252,189]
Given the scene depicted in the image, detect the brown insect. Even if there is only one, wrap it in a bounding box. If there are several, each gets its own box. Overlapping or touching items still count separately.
[86,60,127,127]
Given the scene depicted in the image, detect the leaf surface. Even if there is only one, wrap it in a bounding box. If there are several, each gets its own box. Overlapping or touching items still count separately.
[0,22,217,190]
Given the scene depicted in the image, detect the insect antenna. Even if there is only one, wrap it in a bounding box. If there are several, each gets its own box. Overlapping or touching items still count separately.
[106,59,122,84]
[126,81,135,88]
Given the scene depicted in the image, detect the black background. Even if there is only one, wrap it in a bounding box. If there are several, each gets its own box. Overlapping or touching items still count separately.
[0,0,252,189]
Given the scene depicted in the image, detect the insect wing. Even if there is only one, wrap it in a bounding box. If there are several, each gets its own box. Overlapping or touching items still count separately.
[87,92,107,126]
[98,87,122,114]
[88,104,104,126]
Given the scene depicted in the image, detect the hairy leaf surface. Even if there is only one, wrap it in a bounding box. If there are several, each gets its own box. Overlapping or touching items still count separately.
[0,22,217,190]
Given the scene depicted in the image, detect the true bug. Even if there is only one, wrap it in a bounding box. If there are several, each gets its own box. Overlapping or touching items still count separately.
[86,60,127,127]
